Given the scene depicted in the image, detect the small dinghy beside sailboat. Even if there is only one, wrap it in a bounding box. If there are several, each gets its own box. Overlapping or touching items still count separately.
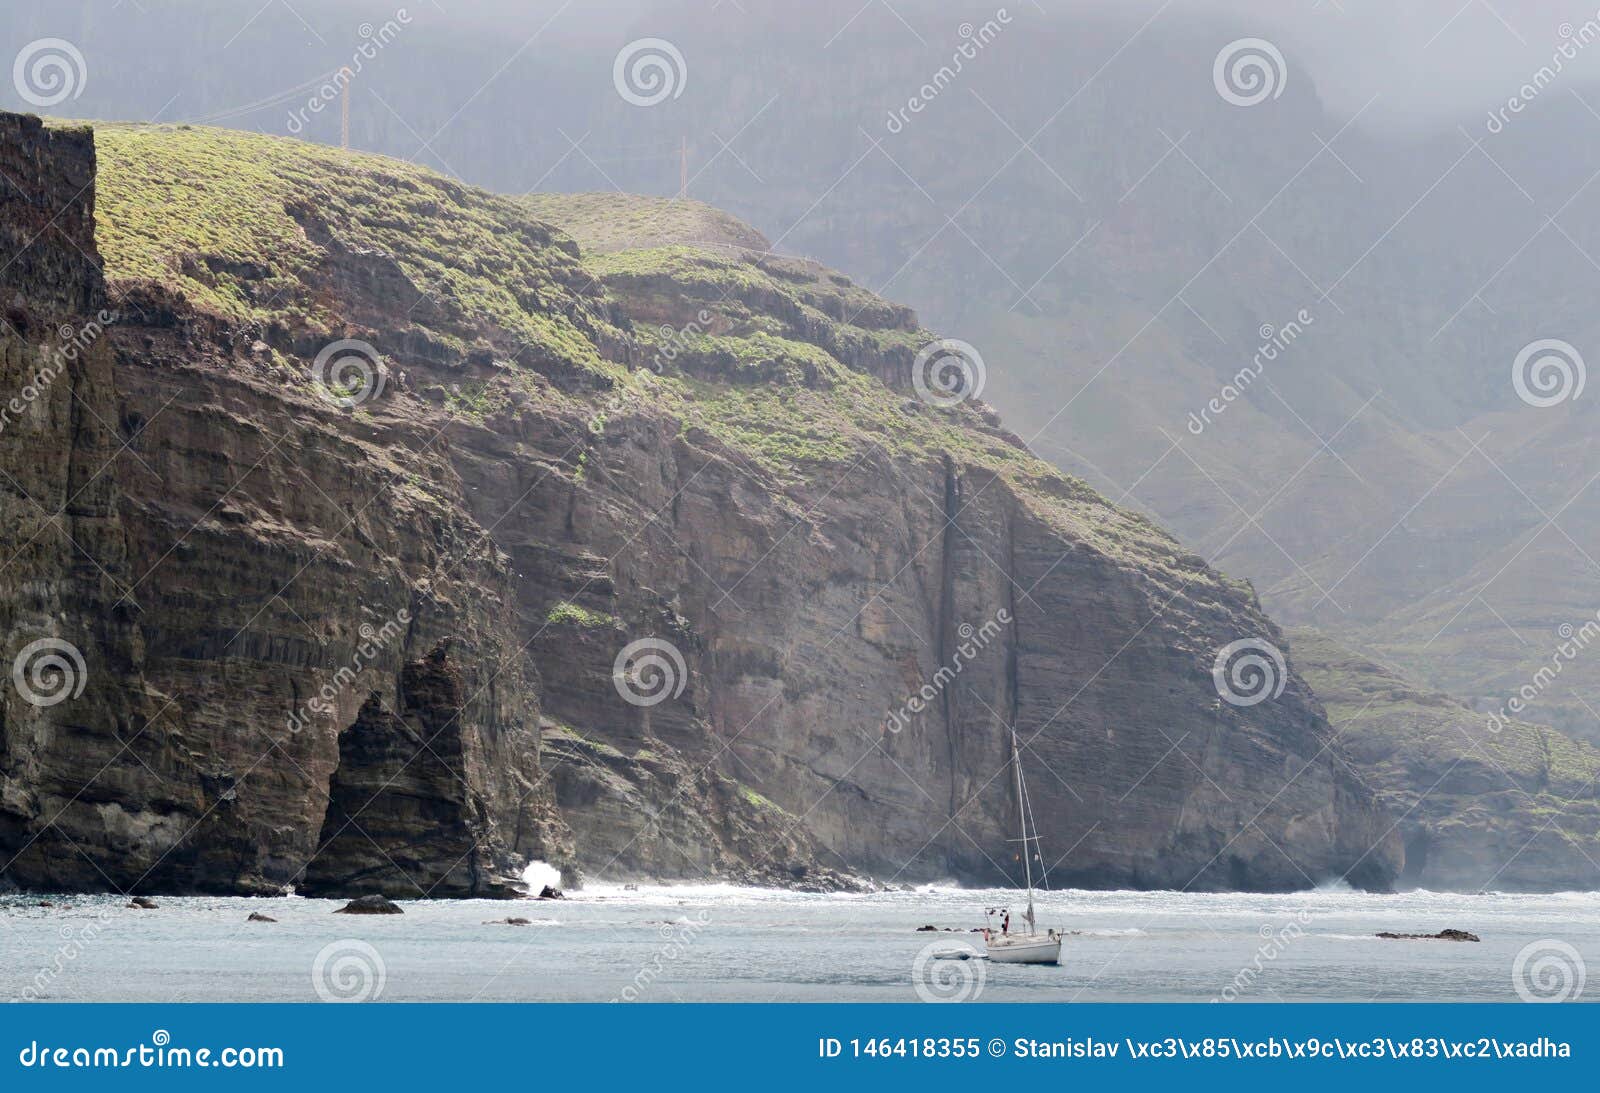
[983,727,1061,965]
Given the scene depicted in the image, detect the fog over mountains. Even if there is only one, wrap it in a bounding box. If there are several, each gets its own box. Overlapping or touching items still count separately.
[8,0,1600,888]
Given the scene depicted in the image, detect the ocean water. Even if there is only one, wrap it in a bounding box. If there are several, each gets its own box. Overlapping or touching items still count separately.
[2,884,1594,1003]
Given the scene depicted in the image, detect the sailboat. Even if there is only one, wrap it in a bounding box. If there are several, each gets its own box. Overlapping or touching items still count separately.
[984,727,1062,965]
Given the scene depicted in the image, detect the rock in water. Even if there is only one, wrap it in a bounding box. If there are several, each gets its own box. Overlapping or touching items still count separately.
[484,917,532,926]
[1376,929,1480,942]
[246,912,277,922]
[333,894,403,915]
[537,885,565,900]
[127,896,158,909]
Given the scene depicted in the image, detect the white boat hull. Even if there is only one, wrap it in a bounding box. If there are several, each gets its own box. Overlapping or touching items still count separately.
[986,934,1062,965]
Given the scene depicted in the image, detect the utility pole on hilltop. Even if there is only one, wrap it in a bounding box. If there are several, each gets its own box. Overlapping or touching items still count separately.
[341,67,353,150]
[679,135,687,200]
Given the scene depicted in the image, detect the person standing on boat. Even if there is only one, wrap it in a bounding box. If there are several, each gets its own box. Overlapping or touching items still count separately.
[1002,911,1010,936]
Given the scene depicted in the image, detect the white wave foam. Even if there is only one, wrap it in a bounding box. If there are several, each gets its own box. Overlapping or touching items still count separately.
[520,860,563,892]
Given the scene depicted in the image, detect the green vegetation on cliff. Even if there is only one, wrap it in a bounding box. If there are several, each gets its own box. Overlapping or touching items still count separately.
[94,124,611,373]
[527,206,1186,579]
[89,124,1230,602]
[522,192,770,254]
[546,601,618,629]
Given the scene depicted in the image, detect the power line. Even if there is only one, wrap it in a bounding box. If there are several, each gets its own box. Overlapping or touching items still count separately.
[582,151,678,164]
[581,139,683,154]
[183,69,344,126]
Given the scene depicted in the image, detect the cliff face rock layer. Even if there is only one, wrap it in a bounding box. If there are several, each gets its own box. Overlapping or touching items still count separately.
[0,115,1401,895]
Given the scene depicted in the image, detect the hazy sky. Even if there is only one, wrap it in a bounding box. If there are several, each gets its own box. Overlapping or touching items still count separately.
[230,1,1600,129]
[371,0,1600,121]
[9,0,1600,133]
[1186,0,1600,126]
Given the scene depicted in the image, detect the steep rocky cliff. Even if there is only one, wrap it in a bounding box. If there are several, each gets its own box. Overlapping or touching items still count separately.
[0,114,1401,896]
[1292,628,1600,892]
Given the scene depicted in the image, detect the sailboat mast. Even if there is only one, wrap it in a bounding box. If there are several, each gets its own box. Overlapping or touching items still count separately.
[1011,727,1035,930]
